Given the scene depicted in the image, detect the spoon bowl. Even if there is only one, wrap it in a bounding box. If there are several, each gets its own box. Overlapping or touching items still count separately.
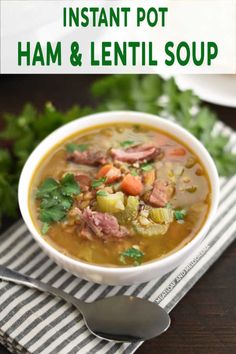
[83,295,170,342]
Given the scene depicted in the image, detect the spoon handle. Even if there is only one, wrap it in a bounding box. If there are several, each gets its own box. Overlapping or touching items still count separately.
[0,265,86,312]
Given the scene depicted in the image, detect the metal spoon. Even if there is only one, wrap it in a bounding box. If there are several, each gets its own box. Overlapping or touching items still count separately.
[0,265,170,342]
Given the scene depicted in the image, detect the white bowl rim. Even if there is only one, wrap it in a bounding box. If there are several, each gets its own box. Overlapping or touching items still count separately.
[18,110,220,274]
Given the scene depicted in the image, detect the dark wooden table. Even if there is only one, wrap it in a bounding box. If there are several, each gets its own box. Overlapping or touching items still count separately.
[0,75,235,354]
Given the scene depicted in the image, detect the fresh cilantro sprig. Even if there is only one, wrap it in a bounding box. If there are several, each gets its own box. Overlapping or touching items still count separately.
[119,246,145,266]
[140,162,154,171]
[36,178,59,198]
[36,173,80,234]
[165,203,187,223]
[174,209,187,222]
[120,140,135,148]
[60,173,81,196]
[66,143,89,153]
[96,190,108,196]
[130,168,138,176]
[92,177,106,188]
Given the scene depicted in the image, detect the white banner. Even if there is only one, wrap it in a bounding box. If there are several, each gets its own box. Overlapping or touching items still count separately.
[1,0,236,74]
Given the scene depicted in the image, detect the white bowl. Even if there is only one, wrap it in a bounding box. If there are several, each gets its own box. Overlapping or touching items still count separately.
[18,111,220,285]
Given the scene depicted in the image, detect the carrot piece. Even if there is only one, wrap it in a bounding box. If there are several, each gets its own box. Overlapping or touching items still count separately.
[167,147,186,157]
[121,174,143,196]
[97,164,121,184]
[97,164,113,178]
[106,167,121,183]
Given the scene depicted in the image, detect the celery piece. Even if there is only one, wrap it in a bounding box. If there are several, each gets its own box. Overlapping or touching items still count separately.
[149,208,174,224]
[133,221,169,237]
[117,196,139,224]
[97,191,125,213]
[125,196,139,221]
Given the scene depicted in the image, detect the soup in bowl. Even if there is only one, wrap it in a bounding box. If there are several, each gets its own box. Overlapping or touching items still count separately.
[19,111,219,285]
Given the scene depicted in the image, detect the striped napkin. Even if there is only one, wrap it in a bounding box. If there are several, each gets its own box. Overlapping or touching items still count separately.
[0,122,235,354]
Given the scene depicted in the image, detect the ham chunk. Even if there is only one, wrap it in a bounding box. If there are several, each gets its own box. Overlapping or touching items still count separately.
[149,180,174,207]
[75,173,91,192]
[80,225,93,240]
[111,144,161,163]
[81,208,129,240]
[68,149,106,166]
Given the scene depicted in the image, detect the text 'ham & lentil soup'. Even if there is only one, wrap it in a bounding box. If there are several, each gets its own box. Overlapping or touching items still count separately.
[30,123,211,267]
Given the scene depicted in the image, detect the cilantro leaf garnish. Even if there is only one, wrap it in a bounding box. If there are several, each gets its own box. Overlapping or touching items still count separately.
[92,177,106,188]
[119,247,145,266]
[59,196,73,210]
[36,178,59,197]
[66,143,89,153]
[66,143,79,153]
[61,173,81,196]
[96,190,108,196]
[36,174,80,234]
[39,206,67,223]
[130,168,138,176]
[120,140,135,148]
[41,223,50,235]
[174,209,187,221]
[140,162,153,171]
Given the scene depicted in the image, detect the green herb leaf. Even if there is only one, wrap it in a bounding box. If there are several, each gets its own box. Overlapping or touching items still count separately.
[40,196,59,209]
[96,190,108,196]
[0,174,18,223]
[92,177,106,188]
[119,247,144,266]
[40,190,73,209]
[66,143,89,153]
[130,169,138,176]
[39,206,67,223]
[174,209,187,221]
[66,143,79,153]
[0,149,11,171]
[140,162,154,171]
[120,140,135,148]
[36,174,78,231]
[41,223,50,235]
[36,178,59,197]
[60,195,73,210]
[61,173,81,196]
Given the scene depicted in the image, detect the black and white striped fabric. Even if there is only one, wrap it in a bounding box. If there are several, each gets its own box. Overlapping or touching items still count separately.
[0,122,235,354]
